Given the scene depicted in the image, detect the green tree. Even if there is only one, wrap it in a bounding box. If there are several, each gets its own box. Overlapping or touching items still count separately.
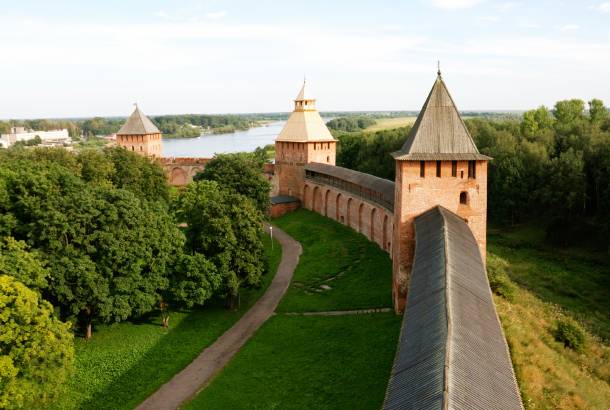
[0,237,49,292]
[0,275,74,409]
[176,180,265,308]
[194,153,271,214]
[588,99,608,126]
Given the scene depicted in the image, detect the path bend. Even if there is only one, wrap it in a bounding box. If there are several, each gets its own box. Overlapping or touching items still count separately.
[137,224,301,410]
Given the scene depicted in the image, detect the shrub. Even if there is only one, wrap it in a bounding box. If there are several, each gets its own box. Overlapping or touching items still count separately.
[486,254,517,301]
[554,317,586,351]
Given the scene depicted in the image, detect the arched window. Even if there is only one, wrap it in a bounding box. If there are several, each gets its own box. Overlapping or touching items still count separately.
[460,191,469,205]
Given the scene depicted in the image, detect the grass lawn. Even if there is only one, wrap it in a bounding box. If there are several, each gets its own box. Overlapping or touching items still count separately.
[52,233,281,410]
[186,209,400,409]
[184,314,400,410]
[273,209,393,312]
[488,226,610,409]
[364,116,416,132]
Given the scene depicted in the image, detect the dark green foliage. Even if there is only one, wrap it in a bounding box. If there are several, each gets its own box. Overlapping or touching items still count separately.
[193,153,271,213]
[176,180,265,302]
[326,116,376,132]
[152,114,252,137]
[336,126,410,180]
[554,317,586,351]
[0,148,181,337]
[171,253,222,308]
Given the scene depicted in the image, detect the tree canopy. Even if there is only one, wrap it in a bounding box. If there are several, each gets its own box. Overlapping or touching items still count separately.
[193,153,271,214]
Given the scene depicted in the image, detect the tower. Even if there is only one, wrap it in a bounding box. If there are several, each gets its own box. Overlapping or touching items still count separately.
[391,71,491,312]
[275,80,336,199]
[116,105,163,158]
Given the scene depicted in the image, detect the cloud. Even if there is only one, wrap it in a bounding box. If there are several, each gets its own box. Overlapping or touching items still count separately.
[205,11,227,19]
[480,15,499,22]
[559,24,580,32]
[153,11,168,19]
[427,0,484,10]
[497,2,519,12]
[595,2,610,12]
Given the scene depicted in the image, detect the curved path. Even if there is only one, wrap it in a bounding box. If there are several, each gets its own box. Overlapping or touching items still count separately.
[137,224,301,410]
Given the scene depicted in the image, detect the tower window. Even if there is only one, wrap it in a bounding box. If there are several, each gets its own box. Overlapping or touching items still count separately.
[436,161,441,177]
[468,161,476,179]
[327,156,330,163]
[460,191,469,205]
[420,161,425,178]
[451,161,457,177]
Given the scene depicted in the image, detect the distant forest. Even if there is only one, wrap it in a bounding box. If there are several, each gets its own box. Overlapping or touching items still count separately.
[334,99,610,248]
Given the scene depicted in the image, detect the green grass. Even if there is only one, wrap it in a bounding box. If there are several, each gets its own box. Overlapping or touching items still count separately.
[184,314,400,410]
[488,226,610,409]
[273,209,393,312]
[53,233,281,410]
[186,209,400,409]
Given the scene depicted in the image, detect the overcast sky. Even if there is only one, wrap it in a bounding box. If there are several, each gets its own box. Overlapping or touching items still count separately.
[2,0,610,118]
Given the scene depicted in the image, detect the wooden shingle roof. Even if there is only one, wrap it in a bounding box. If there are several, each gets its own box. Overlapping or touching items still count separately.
[384,206,522,410]
[117,106,160,136]
[392,73,490,161]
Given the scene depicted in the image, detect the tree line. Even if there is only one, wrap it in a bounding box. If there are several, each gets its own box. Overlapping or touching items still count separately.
[326,116,376,132]
[0,147,271,408]
[334,98,610,247]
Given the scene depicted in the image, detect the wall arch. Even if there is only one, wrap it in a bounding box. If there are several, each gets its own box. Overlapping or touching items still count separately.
[358,203,364,233]
[383,214,389,251]
[336,193,342,221]
[370,207,377,242]
[170,167,187,185]
[324,189,331,216]
[347,198,353,227]
[313,186,322,213]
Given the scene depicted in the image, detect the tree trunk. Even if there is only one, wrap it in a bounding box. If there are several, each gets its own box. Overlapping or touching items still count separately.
[162,317,169,328]
[85,322,92,340]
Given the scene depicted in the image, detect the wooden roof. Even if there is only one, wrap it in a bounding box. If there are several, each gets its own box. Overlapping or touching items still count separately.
[393,73,490,161]
[384,206,522,410]
[117,106,160,135]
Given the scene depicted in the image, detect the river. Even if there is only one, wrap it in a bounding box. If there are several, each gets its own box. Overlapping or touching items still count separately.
[162,121,286,158]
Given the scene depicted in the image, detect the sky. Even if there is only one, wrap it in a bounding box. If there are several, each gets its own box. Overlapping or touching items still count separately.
[1,0,609,118]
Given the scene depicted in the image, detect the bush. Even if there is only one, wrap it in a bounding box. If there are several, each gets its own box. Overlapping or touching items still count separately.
[486,255,516,301]
[554,317,586,351]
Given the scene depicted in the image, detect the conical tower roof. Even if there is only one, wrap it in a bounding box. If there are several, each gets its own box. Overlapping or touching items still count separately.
[117,105,160,135]
[276,81,335,143]
[393,73,490,160]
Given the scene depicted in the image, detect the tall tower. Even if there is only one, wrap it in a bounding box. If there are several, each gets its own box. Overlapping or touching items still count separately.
[116,105,163,158]
[275,80,336,199]
[391,71,491,312]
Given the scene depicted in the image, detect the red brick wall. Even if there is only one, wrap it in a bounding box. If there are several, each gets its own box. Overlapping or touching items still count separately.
[392,160,488,311]
[270,201,301,218]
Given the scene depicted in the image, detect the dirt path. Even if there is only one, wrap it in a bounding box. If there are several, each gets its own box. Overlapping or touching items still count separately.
[136,224,301,410]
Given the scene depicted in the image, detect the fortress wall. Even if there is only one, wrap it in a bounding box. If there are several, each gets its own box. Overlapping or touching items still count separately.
[160,157,212,186]
[302,179,394,255]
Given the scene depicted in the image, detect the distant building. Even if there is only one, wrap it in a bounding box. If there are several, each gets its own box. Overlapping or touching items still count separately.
[0,127,70,148]
[116,105,162,158]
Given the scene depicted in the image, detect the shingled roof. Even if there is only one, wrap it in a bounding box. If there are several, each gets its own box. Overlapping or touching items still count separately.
[383,206,522,410]
[117,105,161,135]
[392,73,490,161]
[276,81,335,143]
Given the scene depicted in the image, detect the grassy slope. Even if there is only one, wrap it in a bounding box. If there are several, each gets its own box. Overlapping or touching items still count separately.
[186,210,400,409]
[275,210,393,312]
[53,234,281,410]
[489,226,610,409]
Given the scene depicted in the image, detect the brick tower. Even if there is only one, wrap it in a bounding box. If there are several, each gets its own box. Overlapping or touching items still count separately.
[391,70,491,312]
[116,104,163,158]
[275,80,336,199]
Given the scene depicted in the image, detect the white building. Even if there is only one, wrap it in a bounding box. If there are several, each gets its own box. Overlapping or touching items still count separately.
[0,127,71,148]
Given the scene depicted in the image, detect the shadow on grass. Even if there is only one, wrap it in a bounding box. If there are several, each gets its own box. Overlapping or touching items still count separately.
[80,303,242,410]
